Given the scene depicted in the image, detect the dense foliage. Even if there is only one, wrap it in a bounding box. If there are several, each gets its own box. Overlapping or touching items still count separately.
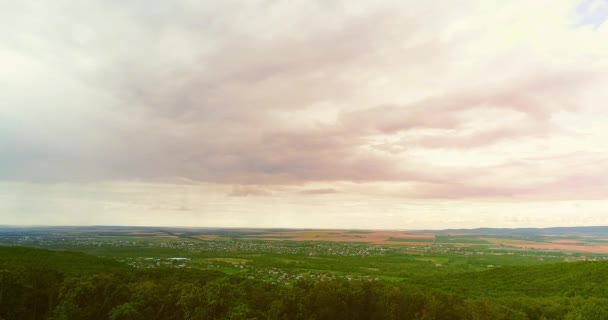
[2,247,608,320]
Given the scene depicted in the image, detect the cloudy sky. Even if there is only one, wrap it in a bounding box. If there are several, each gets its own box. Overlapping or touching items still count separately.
[1,0,608,229]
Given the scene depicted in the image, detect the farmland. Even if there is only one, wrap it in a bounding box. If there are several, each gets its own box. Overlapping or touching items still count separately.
[3,226,608,319]
[2,226,608,283]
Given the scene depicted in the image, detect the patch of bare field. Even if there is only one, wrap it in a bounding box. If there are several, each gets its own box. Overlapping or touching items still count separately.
[194,235,229,240]
[244,230,434,245]
[476,238,608,253]
[551,239,584,244]
[508,243,608,253]
[481,238,543,246]
[476,237,608,253]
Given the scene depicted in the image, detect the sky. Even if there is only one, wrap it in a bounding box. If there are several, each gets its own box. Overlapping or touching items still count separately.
[1,0,608,229]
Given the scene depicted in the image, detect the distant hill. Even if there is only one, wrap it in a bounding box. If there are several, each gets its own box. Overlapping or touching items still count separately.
[3,225,608,234]
[414,226,608,236]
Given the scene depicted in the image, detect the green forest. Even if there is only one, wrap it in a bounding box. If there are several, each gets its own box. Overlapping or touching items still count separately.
[2,246,608,320]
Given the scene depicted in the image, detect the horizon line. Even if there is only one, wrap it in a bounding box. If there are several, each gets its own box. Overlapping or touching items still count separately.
[3,224,608,232]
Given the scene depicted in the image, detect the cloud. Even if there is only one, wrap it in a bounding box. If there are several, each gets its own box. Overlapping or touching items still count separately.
[299,188,339,195]
[361,70,605,151]
[1,0,608,204]
[228,185,272,197]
